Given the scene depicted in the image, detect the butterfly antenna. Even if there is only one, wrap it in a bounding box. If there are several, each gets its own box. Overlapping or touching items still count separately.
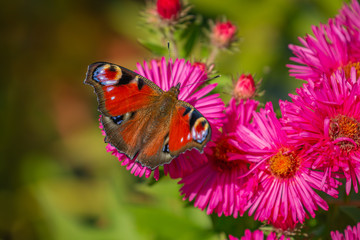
[167,41,171,61]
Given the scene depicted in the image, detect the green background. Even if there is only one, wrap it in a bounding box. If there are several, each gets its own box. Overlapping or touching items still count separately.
[1,0,356,239]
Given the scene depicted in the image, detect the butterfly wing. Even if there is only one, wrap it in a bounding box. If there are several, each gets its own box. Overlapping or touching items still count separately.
[168,101,212,156]
[85,62,163,116]
[85,62,164,160]
[85,62,211,170]
[134,100,212,169]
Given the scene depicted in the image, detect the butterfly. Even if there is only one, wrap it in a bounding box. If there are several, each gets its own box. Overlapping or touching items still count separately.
[85,62,211,169]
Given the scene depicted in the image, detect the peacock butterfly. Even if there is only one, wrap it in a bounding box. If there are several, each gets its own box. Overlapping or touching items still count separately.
[85,62,211,169]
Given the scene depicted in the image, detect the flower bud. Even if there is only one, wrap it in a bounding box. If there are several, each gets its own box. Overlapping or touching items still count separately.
[156,0,181,20]
[193,62,208,78]
[211,21,237,48]
[233,74,256,100]
[193,62,206,72]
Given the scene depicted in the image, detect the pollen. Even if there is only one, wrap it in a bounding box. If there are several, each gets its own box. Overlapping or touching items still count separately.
[341,61,360,79]
[269,148,300,179]
[329,114,360,152]
[210,137,243,172]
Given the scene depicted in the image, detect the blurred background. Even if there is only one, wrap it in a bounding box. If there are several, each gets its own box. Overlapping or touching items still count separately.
[0,0,349,239]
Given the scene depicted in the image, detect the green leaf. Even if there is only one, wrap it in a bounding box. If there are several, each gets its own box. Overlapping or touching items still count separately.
[129,179,217,240]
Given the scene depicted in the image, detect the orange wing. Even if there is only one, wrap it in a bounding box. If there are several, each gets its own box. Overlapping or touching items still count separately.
[168,101,211,156]
[84,62,162,117]
[133,101,212,169]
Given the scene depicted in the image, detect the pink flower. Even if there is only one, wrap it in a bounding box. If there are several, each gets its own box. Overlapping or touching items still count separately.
[270,213,298,231]
[331,223,360,240]
[229,229,290,240]
[281,68,360,194]
[102,57,224,180]
[231,102,339,227]
[233,74,256,101]
[156,0,181,20]
[287,18,357,82]
[179,98,258,217]
[338,0,360,33]
[211,20,237,48]
[337,0,360,70]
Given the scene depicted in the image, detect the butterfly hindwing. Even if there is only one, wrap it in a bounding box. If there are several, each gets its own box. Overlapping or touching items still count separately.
[101,101,173,169]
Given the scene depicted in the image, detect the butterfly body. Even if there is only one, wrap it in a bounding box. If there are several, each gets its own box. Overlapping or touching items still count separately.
[85,62,211,169]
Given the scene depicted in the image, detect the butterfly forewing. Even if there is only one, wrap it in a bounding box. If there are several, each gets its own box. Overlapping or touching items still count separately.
[85,62,163,117]
[168,101,211,156]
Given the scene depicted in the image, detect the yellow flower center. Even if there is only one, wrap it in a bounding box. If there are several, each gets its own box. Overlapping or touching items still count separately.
[329,115,360,152]
[268,148,300,179]
[341,61,360,79]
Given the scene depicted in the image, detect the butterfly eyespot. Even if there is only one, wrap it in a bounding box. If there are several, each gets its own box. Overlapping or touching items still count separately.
[120,112,136,122]
[182,106,192,116]
[162,144,170,153]
[191,117,209,143]
[111,115,124,125]
[93,64,122,86]
[189,109,202,129]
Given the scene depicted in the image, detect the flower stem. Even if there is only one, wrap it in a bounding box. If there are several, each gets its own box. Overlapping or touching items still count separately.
[207,47,219,66]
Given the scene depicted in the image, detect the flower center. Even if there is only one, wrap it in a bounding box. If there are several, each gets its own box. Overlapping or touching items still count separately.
[210,136,243,172]
[268,148,300,179]
[341,61,360,79]
[329,115,360,152]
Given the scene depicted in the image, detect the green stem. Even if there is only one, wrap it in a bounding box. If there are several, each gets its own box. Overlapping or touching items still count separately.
[206,46,219,66]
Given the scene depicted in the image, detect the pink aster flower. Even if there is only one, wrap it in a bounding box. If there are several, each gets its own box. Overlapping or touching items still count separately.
[179,98,259,217]
[338,0,360,35]
[229,229,290,240]
[337,0,360,67]
[338,0,360,29]
[102,57,224,180]
[281,68,360,194]
[331,223,360,240]
[287,17,359,82]
[231,102,339,227]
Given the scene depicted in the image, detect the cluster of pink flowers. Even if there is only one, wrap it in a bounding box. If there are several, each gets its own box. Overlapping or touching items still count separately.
[97,0,360,239]
[285,0,360,195]
[331,223,360,240]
